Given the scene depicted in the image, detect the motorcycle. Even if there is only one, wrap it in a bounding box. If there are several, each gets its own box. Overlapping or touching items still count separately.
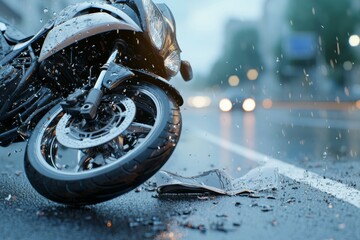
[0,0,192,205]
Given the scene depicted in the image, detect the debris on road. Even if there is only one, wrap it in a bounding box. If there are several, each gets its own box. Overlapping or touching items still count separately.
[152,165,279,196]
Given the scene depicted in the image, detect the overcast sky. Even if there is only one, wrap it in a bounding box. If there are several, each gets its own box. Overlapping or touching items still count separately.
[157,0,266,75]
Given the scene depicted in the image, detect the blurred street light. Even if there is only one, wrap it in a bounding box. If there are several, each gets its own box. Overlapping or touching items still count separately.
[349,34,360,47]
[246,69,259,80]
[228,75,240,87]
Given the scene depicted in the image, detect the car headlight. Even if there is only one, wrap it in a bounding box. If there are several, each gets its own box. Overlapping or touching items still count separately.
[164,50,181,75]
[242,98,256,112]
[219,98,233,112]
[142,0,166,50]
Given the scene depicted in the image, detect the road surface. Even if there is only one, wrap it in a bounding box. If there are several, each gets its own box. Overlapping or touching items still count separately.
[1,101,360,239]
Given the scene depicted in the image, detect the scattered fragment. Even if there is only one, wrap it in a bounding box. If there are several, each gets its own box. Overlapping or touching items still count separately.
[143,182,157,192]
[261,205,274,212]
[197,195,216,201]
[233,222,241,227]
[182,209,192,215]
[153,165,279,196]
[271,220,279,226]
[5,194,12,201]
[210,221,236,233]
[250,203,259,207]
[286,197,296,204]
[128,216,166,234]
[181,222,207,233]
[248,194,261,199]
[266,195,276,200]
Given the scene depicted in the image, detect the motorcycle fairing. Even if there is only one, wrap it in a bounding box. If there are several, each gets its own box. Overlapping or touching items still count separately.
[54,1,140,30]
[39,12,141,62]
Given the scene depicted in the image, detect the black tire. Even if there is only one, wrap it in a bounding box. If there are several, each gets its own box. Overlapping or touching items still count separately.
[25,82,181,205]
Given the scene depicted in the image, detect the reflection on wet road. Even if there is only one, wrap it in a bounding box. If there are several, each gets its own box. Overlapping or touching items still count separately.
[160,103,360,238]
[169,104,360,208]
[1,102,360,239]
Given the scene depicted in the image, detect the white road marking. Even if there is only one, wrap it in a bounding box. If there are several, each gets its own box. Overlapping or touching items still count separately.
[274,115,360,130]
[197,130,360,209]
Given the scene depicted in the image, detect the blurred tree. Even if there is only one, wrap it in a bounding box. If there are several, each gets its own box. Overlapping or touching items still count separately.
[206,25,263,88]
[285,0,358,85]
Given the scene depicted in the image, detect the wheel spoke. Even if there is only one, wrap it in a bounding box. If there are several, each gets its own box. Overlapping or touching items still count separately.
[53,142,83,172]
[40,86,166,174]
[127,122,153,135]
[107,136,126,159]
[76,151,93,172]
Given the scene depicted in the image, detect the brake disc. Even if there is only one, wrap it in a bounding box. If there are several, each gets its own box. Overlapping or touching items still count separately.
[56,95,136,149]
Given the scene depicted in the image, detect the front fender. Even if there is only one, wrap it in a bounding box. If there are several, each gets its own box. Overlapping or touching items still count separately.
[38,12,142,62]
[100,63,183,106]
[130,70,184,106]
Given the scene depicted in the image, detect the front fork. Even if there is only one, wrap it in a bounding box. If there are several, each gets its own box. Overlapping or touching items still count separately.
[80,50,117,119]
[61,49,134,119]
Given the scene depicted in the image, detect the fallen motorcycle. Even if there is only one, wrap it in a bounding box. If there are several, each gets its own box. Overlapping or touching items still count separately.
[0,0,192,205]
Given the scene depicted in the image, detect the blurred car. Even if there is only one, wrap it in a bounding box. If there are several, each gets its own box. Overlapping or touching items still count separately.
[217,87,256,112]
[186,94,212,109]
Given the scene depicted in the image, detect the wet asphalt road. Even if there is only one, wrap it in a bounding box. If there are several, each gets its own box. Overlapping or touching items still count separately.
[1,103,360,240]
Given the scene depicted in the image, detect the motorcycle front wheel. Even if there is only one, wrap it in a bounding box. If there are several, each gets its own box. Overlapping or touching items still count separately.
[25,82,181,205]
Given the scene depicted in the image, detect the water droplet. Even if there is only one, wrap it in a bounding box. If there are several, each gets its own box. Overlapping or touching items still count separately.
[5,194,12,201]
[338,223,346,230]
[312,7,316,15]
[43,8,48,14]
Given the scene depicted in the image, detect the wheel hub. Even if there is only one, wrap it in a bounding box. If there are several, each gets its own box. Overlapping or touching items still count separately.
[56,95,136,149]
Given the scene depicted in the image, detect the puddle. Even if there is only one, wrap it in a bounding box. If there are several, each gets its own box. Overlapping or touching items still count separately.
[153,165,279,195]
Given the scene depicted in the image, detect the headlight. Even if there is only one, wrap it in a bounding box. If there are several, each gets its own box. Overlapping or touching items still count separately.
[164,50,181,75]
[219,98,233,112]
[187,96,212,108]
[242,98,256,112]
[142,0,166,50]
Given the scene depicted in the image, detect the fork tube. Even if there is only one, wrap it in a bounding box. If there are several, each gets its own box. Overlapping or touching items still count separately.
[80,50,118,120]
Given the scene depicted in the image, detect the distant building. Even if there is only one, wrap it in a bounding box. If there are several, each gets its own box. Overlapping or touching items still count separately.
[259,0,288,73]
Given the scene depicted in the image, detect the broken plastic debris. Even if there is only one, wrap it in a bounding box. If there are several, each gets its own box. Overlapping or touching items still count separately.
[154,165,279,195]
[5,194,12,201]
